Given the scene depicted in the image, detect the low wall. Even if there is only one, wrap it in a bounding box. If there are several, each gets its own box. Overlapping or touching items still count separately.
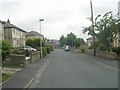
[30,51,40,63]
[10,54,26,66]
[86,50,116,60]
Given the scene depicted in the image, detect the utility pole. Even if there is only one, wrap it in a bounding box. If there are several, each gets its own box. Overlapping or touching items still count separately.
[90,0,96,56]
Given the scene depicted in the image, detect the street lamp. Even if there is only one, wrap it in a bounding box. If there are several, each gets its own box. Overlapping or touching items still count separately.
[39,19,44,58]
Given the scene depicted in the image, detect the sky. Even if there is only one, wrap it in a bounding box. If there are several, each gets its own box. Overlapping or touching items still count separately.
[0,0,119,40]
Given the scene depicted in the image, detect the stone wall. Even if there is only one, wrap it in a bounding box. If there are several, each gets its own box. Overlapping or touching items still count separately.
[86,50,116,60]
[10,54,26,66]
[30,51,40,63]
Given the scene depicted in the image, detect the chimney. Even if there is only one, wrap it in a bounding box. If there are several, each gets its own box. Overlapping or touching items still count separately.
[7,19,10,23]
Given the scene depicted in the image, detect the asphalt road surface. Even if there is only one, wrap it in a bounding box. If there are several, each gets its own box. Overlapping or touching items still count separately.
[29,49,118,88]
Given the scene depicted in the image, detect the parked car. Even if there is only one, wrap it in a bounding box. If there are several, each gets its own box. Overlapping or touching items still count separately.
[19,46,37,51]
[65,45,70,51]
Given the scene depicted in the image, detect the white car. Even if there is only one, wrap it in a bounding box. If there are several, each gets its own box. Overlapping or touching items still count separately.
[65,45,70,51]
[19,46,37,51]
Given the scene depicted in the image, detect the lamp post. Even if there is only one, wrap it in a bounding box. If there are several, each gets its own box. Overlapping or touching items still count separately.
[39,19,44,58]
[90,0,96,56]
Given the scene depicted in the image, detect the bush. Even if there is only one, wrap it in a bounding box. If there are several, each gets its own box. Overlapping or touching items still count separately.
[42,47,47,57]
[46,47,51,53]
[97,43,107,51]
[45,44,54,51]
[81,49,85,54]
[39,47,47,58]
[112,47,120,57]
[2,40,12,62]
[26,38,44,48]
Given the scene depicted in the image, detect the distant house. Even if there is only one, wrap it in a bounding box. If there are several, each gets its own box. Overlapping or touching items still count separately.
[3,19,26,48]
[87,37,93,47]
[0,20,4,40]
[48,39,60,48]
[26,31,44,40]
[112,33,119,47]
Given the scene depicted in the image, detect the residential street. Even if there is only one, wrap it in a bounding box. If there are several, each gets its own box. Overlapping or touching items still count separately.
[28,49,118,88]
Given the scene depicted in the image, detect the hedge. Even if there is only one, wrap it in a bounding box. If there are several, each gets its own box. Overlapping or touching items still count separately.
[46,47,51,53]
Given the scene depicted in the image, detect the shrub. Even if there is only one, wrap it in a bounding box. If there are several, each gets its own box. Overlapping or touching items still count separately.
[46,47,51,53]
[39,47,47,58]
[112,47,120,57]
[45,44,54,51]
[81,49,85,54]
[2,40,12,62]
[26,38,44,48]
[42,47,47,57]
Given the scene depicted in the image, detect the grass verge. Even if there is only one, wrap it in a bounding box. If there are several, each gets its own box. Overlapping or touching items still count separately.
[0,73,12,84]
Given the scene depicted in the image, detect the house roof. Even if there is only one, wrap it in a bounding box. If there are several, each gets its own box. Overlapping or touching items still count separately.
[3,20,26,32]
[26,31,43,37]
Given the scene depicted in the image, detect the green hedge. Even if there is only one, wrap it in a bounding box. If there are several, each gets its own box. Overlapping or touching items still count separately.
[43,47,47,57]
[38,45,54,58]
[46,47,51,53]
[45,45,54,51]
[39,47,47,58]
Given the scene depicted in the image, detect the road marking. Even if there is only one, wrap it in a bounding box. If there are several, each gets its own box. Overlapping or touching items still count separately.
[24,59,50,88]
[94,61,118,72]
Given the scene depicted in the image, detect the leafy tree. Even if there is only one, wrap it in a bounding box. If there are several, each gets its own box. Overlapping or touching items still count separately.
[26,38,45,48]
[2,40,12,62]
[96,12,118,49]
[26,38,34,47]
[59,32,85,48]
[83,12,119,51]
[59,35,66,47]
[66,32,76,47]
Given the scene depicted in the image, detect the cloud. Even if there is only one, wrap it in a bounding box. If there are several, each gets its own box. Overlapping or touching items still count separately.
[0,0,119,40]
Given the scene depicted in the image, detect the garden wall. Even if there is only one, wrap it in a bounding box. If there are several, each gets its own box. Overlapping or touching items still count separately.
[30,51,40,63]
[10,54,26,66]
[86,50,116,60]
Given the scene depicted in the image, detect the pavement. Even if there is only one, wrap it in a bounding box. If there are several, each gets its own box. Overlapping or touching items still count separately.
[2,49,119,88]
[2,52,54,88]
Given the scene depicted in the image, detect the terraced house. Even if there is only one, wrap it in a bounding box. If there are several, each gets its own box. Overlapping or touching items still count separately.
[3,19,26,48]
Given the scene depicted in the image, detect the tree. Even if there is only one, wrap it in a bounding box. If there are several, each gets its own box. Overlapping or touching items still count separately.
[26,38,34,48]
[59,35,65,47]
[96,12,118,49]
[26,38,45,48]
[2,40,12,62]
[83,12,119,51]
[59,32,85,48]
[66,32,76,47]
[74,38,85,48]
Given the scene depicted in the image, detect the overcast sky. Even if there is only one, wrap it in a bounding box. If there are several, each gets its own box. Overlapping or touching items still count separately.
[0,0,119,40]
